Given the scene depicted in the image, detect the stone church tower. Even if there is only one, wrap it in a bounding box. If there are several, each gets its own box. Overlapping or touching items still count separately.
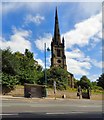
[51,8,67,70]
[51,7,74,88]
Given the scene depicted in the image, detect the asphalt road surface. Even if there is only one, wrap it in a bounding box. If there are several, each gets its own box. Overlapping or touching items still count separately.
[1,98,104,120]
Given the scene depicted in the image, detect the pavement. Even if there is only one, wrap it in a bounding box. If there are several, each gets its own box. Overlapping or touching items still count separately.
[1,95,56,100]
[1,95,104,120]
[1,95,79,100]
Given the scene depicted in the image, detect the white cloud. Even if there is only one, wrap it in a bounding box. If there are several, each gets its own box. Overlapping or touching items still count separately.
[63,12,102,49]
[89,74,100,82]
[34,55,51,69]
[35,58,44,67]
[90,30,102,48]
[34,33,52,51]
[67,58,90,75]
[1,27,32,53]
[65,49,91,75]
[25,14,45,25]
[91,59,104,69]
[46,55,51,68]
[65,48,85,59]
[34,33,52,68]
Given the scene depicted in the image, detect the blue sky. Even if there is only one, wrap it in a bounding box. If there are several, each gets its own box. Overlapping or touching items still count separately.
[1,2,103,81]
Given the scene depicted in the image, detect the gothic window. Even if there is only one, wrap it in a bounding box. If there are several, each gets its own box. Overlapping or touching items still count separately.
[57,49,61,57]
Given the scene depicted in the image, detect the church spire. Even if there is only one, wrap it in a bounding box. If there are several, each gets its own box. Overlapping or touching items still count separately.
[51,7,67,70]
[53,7,61,44]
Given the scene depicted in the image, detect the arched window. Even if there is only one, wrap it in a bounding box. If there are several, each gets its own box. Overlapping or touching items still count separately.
[57,49,60,57]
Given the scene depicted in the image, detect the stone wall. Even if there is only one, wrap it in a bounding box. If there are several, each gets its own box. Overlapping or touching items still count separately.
[3,85,24,97]
[2,86,102,100]
[47,89,77,99]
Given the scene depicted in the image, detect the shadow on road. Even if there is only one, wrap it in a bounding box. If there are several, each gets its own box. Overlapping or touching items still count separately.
[1,112,104,120]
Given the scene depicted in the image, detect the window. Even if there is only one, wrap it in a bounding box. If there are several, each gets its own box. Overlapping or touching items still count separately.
[57,59,61,63]
[57,49,61,57]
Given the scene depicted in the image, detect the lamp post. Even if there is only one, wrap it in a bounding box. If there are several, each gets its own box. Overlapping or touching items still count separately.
[44,43,50,97]
[44,43,47,85]
[44,43,47,97]
[44,43,50,85]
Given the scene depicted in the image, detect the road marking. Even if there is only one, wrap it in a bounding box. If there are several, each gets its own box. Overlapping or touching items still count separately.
[80,105,101,107]
[0,113,18,116]
[46,112,85,115]
[46,113,68,114]
[69,112,87,114]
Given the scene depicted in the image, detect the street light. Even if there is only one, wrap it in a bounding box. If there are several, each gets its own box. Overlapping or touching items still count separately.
[44,43,50,85]
[44,43,47,85]
[44,43,50,97]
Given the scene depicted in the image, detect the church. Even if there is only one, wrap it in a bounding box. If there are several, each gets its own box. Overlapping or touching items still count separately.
[51,7,74,88]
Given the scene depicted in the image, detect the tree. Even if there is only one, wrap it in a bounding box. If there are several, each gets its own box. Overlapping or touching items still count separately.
[2,48,43,90]
[2,48,19,75]
[25,49,33,59]
[37,67,69,90]
[2,49,19,90]
[2,73,18,89]
[97,73,104,89]
[79,75,91,89]
[74,78,79,88]
[16,49,42,85]
[47,67,69,90]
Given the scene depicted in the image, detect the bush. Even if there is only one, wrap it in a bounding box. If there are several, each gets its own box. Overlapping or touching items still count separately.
[2,73,18,89]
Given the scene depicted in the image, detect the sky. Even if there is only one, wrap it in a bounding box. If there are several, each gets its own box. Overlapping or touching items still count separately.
[1,1,103,81]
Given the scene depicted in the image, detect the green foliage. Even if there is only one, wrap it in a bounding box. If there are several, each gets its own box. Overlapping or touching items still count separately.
[92,85,103,91]
[97,73,104,89]
[37,67,74,90]
[25,49,33,58]
[91,81,97,90]
[2,48,19,75]
[37,67,69,90]
[47,67,69,90]
[36,71,44,84]
[91,81,97,86]
[79,75,91,89]
[2,73,18,89]
[2,48,43,90]
[73,78,79,88]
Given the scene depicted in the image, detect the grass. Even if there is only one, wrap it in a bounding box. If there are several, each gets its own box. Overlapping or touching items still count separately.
[48,87,104,94]
[91,90,104,94]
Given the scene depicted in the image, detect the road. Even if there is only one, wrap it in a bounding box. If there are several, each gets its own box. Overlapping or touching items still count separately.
[1,98,104,119]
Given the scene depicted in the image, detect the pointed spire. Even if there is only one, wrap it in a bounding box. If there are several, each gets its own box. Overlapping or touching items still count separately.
[55,7,58,21]
[53,7,61,44]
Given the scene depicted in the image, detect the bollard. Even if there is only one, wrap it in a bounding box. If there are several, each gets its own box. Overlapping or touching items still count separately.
[62,94,66,98]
